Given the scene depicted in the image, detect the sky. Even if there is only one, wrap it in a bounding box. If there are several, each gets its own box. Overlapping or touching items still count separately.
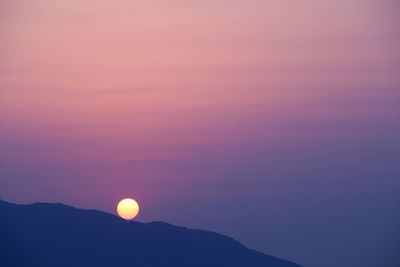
[1,1,400,266]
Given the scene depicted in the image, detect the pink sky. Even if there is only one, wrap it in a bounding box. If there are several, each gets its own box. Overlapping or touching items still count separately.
[1,1,400,267]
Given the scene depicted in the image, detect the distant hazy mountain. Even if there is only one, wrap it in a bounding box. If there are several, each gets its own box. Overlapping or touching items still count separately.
[0,199,302,267]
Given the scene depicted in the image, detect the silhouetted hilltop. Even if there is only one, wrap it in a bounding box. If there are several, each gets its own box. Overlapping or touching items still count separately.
[0,199,302,267]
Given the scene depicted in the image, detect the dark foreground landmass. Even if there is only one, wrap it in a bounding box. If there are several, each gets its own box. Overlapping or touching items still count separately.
[0,199,302,267]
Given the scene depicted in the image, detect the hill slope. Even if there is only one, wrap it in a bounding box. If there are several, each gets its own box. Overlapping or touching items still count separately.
[0,199,302,267]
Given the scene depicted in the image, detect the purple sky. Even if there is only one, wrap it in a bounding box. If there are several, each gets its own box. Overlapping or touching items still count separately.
[1,1,400,266]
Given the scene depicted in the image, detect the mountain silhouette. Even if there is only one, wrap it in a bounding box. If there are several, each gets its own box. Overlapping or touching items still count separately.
[0,199,302,267]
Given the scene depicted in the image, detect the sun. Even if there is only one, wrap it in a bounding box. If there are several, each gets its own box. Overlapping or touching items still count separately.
[117,198,139,220]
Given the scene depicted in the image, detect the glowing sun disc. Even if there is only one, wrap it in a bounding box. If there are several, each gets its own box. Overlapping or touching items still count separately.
[117,198,139,220]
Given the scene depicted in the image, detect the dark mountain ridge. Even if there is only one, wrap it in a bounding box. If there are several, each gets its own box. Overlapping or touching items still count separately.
[0,199,302,267]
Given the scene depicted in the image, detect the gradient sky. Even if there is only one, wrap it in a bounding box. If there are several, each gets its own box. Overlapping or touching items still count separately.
[1,1,400,267]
